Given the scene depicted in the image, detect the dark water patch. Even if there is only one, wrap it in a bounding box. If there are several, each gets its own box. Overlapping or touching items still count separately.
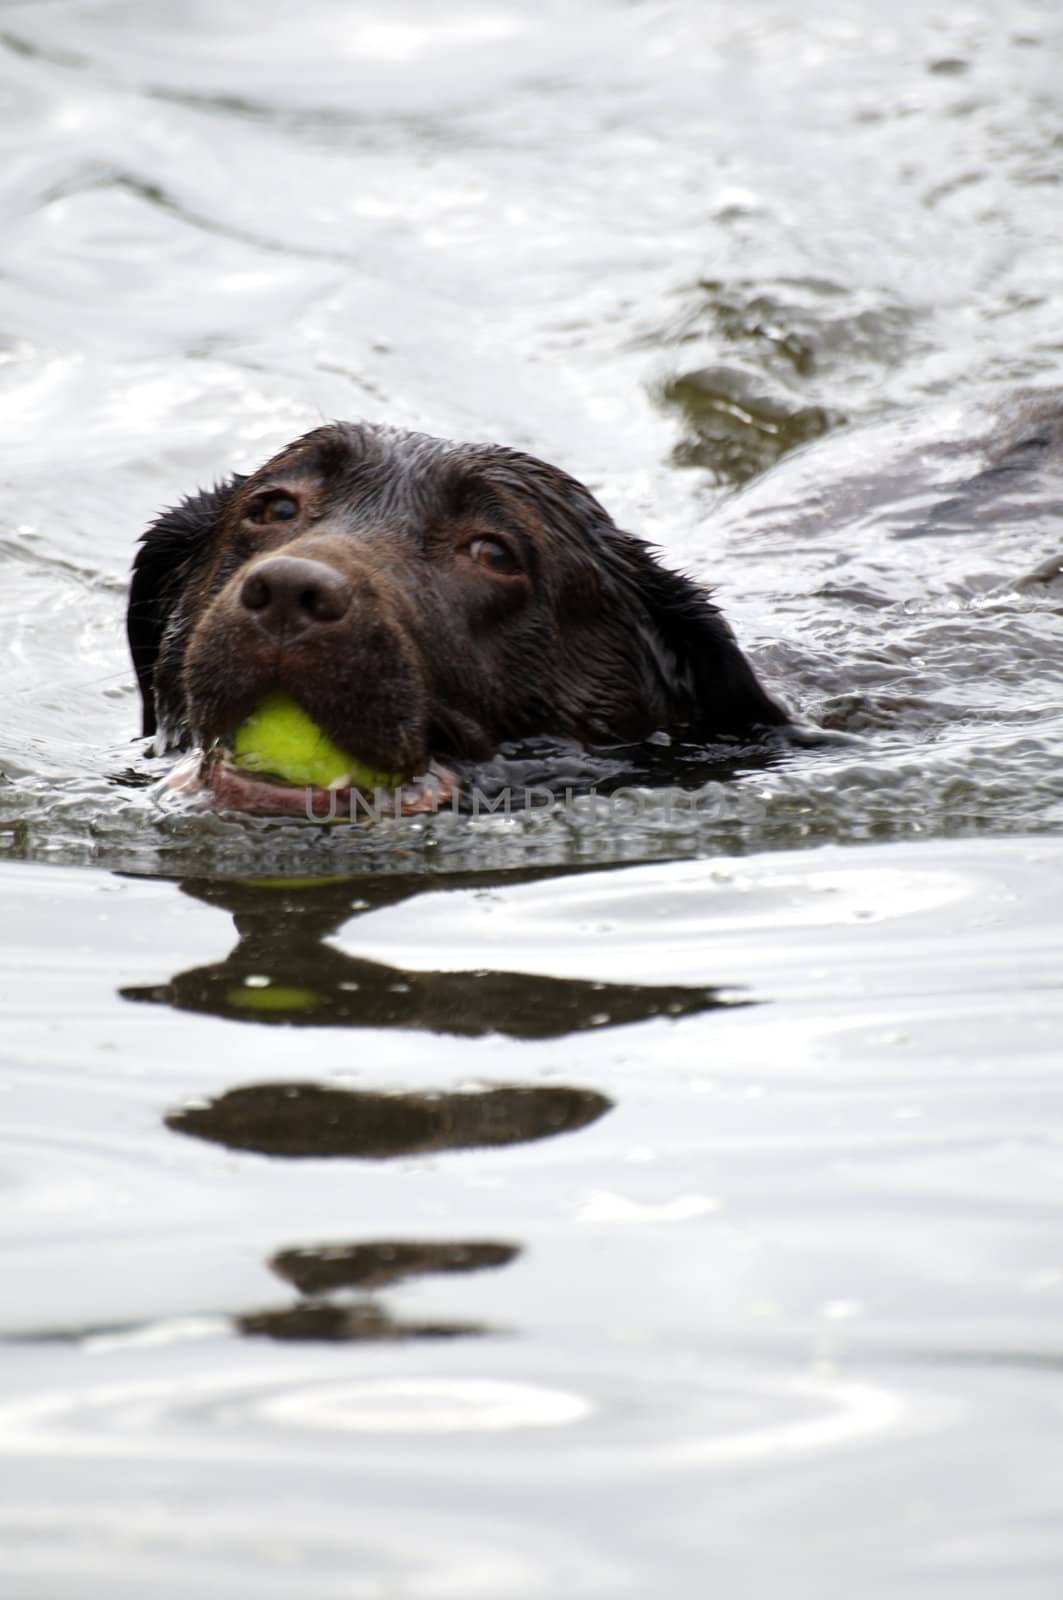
[660,365,834,484]
[0,27,87,72]
[272,1239,519,1296]
[165,1082,613,1160]
[652,276,916,483]
[38,164,358,266]
[236,1300,488,1343]
[1016,551,1063,589]
[239,1238,520,1343]
[662,277,913,385]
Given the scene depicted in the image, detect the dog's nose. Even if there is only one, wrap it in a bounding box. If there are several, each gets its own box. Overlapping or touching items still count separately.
[238,556,352,643]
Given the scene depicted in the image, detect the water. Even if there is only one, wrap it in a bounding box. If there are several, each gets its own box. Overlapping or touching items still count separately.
[1,1,1062,1593]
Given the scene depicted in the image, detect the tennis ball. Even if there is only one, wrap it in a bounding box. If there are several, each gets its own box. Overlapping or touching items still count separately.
[227,983,321,1014]
[232,692,400,790]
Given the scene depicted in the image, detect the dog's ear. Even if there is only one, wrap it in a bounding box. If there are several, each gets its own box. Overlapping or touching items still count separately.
[127,478,243,738]
[625,540,790,738]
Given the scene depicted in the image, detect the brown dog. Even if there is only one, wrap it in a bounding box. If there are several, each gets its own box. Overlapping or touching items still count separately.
[128,422,789,811]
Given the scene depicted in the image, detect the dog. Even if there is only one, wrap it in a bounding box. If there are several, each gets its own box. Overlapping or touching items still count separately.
[128,421,790,812]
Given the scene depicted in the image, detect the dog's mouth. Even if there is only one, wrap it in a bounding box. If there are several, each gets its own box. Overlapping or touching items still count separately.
[157,680,454,817]
[157,743,455,819]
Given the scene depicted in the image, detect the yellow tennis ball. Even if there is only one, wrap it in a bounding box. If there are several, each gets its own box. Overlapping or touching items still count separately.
[227,983,321,1013]
[232,692,400,790]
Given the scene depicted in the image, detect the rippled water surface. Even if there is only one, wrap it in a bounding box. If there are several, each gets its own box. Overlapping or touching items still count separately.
[1,0,1062,1594]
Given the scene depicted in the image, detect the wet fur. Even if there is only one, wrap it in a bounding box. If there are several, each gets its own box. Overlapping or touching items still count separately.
[128,421,788,774]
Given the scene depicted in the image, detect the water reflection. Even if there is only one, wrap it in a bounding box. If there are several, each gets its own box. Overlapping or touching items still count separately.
[165,1081,612,1158]
[143,870,709,1349]
[238,1238,519,1344]
[236,1302,487,1342]
[271,1239,519,1294]
[122,872,735,1036]
[164,1074,600,1340]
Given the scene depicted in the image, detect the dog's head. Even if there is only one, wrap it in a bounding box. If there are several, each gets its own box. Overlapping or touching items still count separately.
[128,421,787,800]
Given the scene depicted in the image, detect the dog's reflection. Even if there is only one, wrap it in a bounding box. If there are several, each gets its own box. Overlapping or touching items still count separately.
[122,869,740,1038]
[142,868,733,1345]
[237,1238,519,1343]
[166,1079,612,1159]
[165,1076,609,1342]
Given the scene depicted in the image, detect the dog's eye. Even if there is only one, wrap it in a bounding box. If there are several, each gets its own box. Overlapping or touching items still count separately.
[246,492,300,525]
[467,537,522,576]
